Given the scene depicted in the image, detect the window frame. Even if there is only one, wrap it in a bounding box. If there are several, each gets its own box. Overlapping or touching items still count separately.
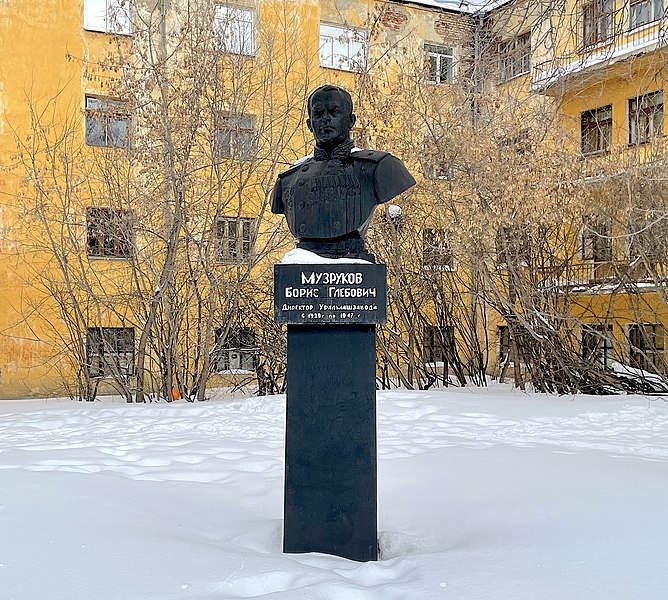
[214,113,257,161]
[422,228,454,271]
[86,207,133,259]
[214,327,258,372]
[628,323,665,374]
[629,0,664,30]
[498,32,531,82]
[84,0,132,35]
[319,23,368,72]
[215,216,256,264]
[580,0,615,50]
[425,43,454,85]
[85,95,130,148]
[423,324,455,367]
[581,323,614,367]
[580,218,612,262]
[580,104,613,155]
[213,4,256,56]
[628,91,664,145]
[86,327,135,378]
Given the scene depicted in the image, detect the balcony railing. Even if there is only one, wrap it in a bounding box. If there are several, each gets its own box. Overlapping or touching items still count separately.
[537,261,668,291]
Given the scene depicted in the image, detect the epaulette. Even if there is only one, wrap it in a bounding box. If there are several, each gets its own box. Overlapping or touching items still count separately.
[278,156,313,178]
[351,149,390,163]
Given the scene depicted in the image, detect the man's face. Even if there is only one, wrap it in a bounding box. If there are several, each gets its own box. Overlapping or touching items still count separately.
[307,90,356,148]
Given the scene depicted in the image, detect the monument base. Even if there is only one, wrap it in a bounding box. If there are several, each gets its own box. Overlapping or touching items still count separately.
[284,324,378,562]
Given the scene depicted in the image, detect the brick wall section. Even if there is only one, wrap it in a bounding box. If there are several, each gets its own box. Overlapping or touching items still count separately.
[379,7,409,32]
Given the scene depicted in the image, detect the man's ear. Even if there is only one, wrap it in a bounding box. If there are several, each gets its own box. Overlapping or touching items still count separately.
[307,118,313,132]
[349,113,357,129]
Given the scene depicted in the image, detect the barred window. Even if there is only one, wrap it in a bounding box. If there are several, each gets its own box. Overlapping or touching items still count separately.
[216,217,255,263]
[86,327,135,378]
[215,327,257,371]
[86,207,132,258]
[422,228,454,271]
[498,32,530,81]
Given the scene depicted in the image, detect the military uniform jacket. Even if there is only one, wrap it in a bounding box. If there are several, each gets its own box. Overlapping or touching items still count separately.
[271,149,415,241]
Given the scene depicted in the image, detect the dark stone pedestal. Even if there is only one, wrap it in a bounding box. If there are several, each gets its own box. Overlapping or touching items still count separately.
[284,324,378,562]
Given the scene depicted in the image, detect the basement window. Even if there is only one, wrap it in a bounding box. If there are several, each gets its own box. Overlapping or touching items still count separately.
[86,327,135,378]
[214,327,257,372]
[629,323,665,374]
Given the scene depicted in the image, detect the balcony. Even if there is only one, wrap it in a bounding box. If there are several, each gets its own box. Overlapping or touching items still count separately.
[537,261,668,293]
[532,20,664,94]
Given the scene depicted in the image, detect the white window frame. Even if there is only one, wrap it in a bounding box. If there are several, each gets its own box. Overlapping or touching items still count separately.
[498,32,531,81]
[214,5,256,56]
[629,0,664,30]
[628,91,664,145]
[84,0,132,35]
[425,43,454,85]
[319,23,368,72]
[581,323,614,368]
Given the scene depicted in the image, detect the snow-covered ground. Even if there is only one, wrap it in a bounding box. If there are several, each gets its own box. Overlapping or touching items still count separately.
[1,385,668,600]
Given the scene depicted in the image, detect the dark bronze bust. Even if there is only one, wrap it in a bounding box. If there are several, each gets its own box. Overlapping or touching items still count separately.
[271,85,416,260]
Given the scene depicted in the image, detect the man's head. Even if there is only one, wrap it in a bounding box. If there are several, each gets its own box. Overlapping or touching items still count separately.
[306,85,356,150]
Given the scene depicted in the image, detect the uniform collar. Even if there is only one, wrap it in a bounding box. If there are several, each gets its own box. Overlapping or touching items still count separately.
[313,139,354,161]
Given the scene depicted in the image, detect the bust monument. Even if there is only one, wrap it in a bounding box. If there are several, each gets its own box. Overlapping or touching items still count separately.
[271,85,416,260]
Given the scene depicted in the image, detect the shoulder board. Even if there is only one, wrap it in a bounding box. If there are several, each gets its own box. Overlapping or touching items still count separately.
[352,149,390,163]
[278,156,313,178]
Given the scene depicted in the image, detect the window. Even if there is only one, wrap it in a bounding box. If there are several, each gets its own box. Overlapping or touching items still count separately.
[86,327,135,378]
[581,0,615,49]
[581,105,612,154]
[423,228,454,271]
[496,225,530,267]
[581,218,612,261]
[425,43,454,84]
[629,91,664,145]
[627,208,668,265]
[629,323,665,373]
[498,32,531,81]
[216,217,255,263]
[214,114,257,160]
[86,207,132,258]
[424,324,455,366]
[629,0,663,29]
[213,5,256,55]
[498,325,512,363]
[319,23,368,72]
[85,96,130,148]
[215,327,257,371]
[84,0,131,35]
[581,323,613,367]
